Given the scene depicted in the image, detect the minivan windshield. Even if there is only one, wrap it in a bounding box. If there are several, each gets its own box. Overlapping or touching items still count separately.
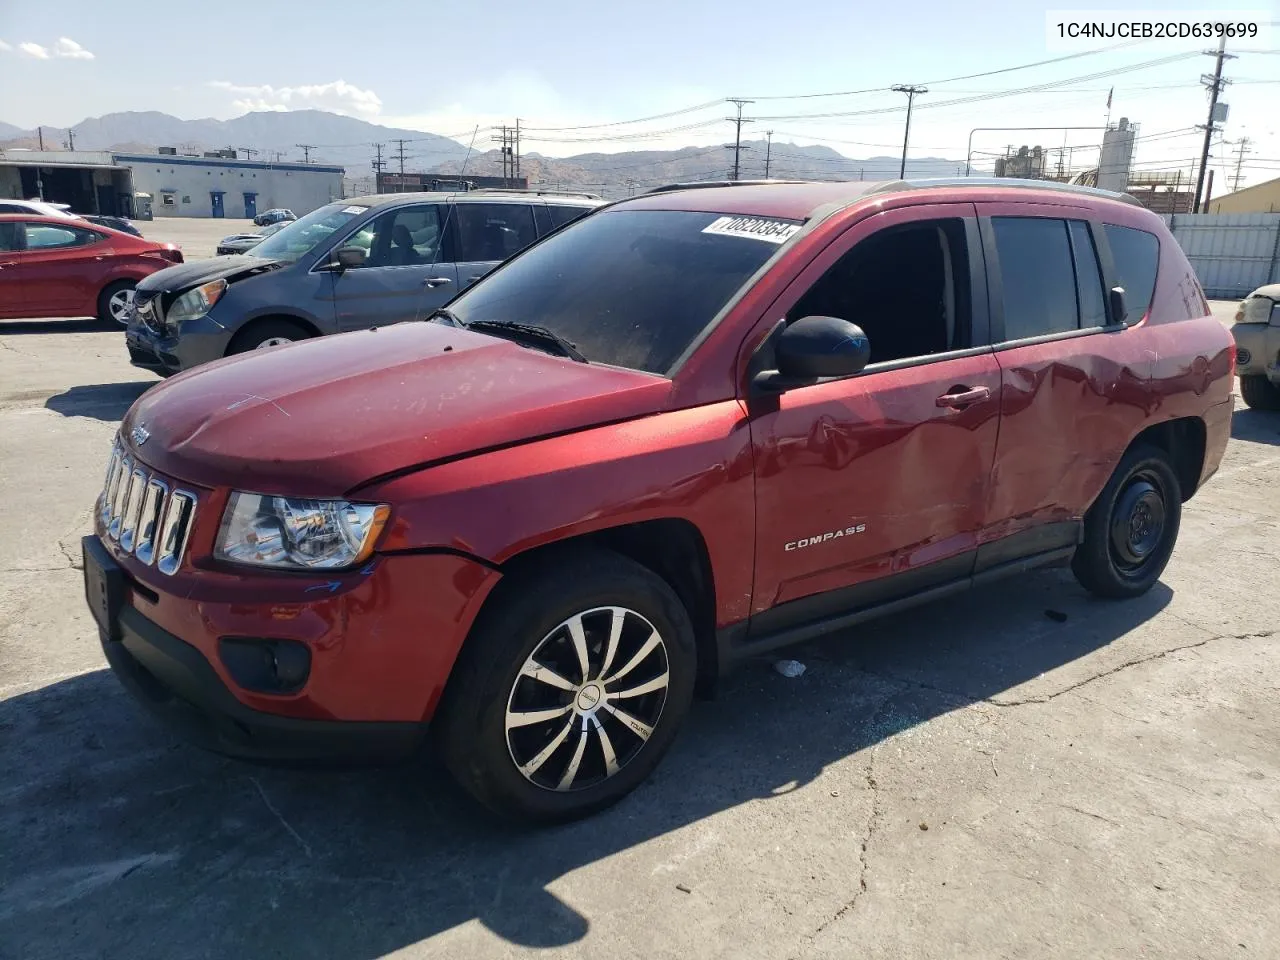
[442,209,794,374]
[249,203,368,263]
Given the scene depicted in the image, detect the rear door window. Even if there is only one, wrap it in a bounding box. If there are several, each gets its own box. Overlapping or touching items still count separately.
[0,221,23,251]
[992,217,1080,340]
[547,205,595,229]
[452,203,538,262]
[1103,224,1160,322]
[24,225,101,249]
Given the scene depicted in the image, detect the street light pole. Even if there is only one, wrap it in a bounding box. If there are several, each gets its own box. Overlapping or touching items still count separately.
[891,85,927,179]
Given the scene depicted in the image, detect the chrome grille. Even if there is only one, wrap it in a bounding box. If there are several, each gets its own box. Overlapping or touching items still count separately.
[99,439,196,576]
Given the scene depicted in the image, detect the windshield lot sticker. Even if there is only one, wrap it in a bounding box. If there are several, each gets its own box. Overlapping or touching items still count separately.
[702,216,800,244]
[342,206,366,214]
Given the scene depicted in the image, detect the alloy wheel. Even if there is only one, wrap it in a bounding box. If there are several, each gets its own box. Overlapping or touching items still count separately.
[255,336,294,349]
[505,606,670,792]
[109,289,135,324]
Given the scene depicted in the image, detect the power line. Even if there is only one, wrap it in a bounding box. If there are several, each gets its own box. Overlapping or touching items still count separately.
[296,144,315,163]
[520,98,725,133]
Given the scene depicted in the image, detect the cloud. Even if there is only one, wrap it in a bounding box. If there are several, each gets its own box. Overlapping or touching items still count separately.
[0,39,12,52]
[19,42,49,59]
[53,37,94,59]
[209,80,382,118]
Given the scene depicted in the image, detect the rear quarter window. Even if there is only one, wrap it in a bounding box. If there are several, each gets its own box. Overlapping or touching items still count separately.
[1103,224,1159,322]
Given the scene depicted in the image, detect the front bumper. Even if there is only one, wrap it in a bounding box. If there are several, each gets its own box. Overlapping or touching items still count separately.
[125,312,234,375]
[1232,321,1280,381]
[84,530,501,763]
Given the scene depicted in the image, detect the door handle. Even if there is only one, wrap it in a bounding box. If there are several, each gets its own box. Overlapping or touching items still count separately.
[936,386,992,408]
[423,277,452,288]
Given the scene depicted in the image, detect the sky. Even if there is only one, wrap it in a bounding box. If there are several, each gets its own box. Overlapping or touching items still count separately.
[1,0,1277,189]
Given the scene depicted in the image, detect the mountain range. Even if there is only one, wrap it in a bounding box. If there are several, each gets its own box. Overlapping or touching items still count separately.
[1,110,964,196]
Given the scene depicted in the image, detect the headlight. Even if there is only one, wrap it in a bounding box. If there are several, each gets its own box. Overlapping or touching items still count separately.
[167,279,227,325]
[216,492,390,570]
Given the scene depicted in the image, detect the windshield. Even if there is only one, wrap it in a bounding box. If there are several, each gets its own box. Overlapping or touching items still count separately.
[444,209,793,374]
[249,203,367,263]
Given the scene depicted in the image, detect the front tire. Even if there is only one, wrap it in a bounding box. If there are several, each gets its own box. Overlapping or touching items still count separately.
[97,280,136,326]
[226,318,312,355]
[1072,444,1181,599]
[435,550,697,823]
[1239,374,1280,411]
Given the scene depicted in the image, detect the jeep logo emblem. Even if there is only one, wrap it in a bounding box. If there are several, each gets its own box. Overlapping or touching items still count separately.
[130,424,150,447]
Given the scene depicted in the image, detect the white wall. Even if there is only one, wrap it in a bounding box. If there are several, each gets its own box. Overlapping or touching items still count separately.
[118,156,344,219]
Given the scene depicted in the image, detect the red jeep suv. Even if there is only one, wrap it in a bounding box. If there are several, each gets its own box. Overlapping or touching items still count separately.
[83,178,1233,822]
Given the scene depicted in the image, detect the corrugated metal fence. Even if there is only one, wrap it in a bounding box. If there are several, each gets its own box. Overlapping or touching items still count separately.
[1160,213,1280,300]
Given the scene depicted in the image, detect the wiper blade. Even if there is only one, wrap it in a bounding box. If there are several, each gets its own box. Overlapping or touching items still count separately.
[464,320,588,363]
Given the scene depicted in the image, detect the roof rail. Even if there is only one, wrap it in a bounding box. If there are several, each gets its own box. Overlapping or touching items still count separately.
[644,179,809,195]
[465,187,604,200]
[871,176,1142,207]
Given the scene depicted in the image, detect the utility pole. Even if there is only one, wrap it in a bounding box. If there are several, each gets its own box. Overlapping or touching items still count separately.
[38,126,44,151]
[1204,168,1216,212]
[726,99,754,181]
[515,118,521,179]
[891,84,928,179]
[296,144,316,163]
[763,130,773,179]
[236,147,258,160]
[1230,136,1251,193]
[390,139,409,190]
[372,142,385,176]
[65,127,75,151]
[492,126,517,184]
[1193,34,1233,213]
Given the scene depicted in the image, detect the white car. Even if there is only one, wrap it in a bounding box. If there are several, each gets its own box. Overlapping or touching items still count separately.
[1232,283,1280,410]
[0,198,80,218]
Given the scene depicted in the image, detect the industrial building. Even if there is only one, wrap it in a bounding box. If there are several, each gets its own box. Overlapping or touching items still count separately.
[1208,175,1280,215]
[0,148,344,219]
[375,172,527,193]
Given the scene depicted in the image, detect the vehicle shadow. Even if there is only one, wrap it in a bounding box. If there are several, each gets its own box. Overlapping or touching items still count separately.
[0,318,105,335]
[1231,408,1280,445]
[0,568,1172,958]
[44,382,156,421]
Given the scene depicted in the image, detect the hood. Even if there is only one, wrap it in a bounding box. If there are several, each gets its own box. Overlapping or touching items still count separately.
[122,322,670,497]
[136,254,285,293]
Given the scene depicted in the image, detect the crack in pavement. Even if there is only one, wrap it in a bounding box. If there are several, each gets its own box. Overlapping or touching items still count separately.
[850,629,1276,712]
[805,695,895,942]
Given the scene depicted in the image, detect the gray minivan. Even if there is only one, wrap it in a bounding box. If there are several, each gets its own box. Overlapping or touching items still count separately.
[125,191,603,375]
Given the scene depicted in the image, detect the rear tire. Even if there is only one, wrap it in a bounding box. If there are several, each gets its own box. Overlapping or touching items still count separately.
[1072,444,1181,599]
[434,549,697,823]
[227,318,311,355]
[1239,374,1280,411]
[97,280,136,326]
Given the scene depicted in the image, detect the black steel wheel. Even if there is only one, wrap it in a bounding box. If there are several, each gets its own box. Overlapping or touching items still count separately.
[1073,444,1181,598]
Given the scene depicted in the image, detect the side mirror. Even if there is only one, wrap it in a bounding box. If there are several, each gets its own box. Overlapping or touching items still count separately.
[753,315,871,393]
[1109,285,1128,325]
[321,246,366,271]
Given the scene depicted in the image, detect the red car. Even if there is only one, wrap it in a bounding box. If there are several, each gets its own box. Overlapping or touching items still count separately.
[0,214,182,324]
[83,178,1233,822]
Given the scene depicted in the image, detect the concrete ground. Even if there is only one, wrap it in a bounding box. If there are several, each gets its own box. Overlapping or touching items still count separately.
[1,303,1278,959]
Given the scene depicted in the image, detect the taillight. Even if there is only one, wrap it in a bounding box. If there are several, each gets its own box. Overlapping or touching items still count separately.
[145,249,184,264]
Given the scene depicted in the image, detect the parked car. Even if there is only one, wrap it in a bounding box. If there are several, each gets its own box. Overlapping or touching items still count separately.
[0,214,183,324]
[81,214,144,238]
[215,221,287,256]
[1231,283,1280,410]
[253,208,296,227]
[124,191,603,374]
[0,198,80,218]
[85,178,1232,822]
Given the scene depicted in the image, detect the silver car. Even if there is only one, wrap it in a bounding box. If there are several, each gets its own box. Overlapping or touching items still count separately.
[1231,283,1280,410]
[125,190,604,375]
[215,221,288,256]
